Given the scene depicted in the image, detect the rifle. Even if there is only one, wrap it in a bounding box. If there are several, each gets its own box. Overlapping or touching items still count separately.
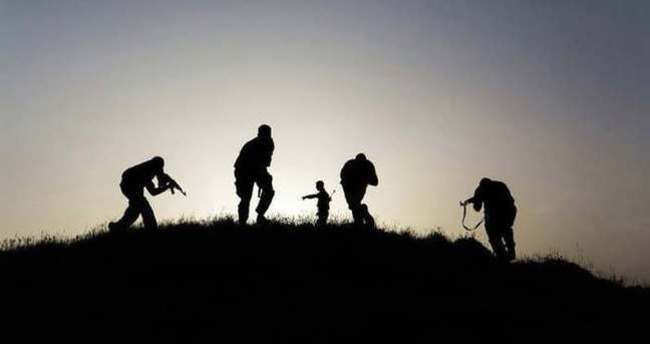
[161,174,187,196]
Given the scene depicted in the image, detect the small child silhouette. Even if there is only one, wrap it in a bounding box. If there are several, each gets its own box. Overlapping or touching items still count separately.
[302,180,332,226]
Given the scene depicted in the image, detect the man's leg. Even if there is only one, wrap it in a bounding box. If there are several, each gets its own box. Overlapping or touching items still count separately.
[347,196,363,225]
[486,225,508,260]
[503,227,516,261]
[238,194,252,224]
[140,198,158,230]
[110,186,142,231]
[255,170,275,223]
[317,210,328,227]
[503,206,517,260]
[355,187,369,226]
[344,189,362,225]
[112,203,140,231]
[235,171,254,224]
[361,204,375,229]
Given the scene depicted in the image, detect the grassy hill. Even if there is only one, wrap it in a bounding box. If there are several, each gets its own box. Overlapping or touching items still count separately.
[1,218,647,343]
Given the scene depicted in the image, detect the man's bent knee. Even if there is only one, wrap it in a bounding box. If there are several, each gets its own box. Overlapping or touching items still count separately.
[236,184,253,200]
[262,186,275,196]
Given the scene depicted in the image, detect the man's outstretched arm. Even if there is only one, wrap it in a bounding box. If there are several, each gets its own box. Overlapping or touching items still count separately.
[302,194,318,200]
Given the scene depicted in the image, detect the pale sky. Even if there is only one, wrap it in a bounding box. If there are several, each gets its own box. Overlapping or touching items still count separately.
[1,1,649,282]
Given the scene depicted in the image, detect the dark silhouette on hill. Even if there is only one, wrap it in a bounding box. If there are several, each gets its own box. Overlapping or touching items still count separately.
[462,178,517,261]
[108,157,185,232]
[1,219,647,343]
[302,180,332,226]
[234,124,275,224]
[341,153,378,228]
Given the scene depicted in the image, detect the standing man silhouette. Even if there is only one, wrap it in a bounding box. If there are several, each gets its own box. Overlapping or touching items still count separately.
[302,180,332,227]
[109,156,183,232]
[340,153,378,228]
[462,178,517,261]
[234,124,275,224]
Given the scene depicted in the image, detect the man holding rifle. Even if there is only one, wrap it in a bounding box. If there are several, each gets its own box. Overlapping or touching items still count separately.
[108,156,185,232]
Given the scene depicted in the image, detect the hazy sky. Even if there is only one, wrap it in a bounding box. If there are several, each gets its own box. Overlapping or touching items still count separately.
[2,1,649,281]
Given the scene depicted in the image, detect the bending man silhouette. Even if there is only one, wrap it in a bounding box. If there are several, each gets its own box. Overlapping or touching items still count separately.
[109,156,178,232]
[462,178,517,261]
[234,124,275,224]
[340,153,378,228]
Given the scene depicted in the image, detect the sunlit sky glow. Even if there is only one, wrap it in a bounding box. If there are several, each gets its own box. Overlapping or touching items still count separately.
[1,1,649,282]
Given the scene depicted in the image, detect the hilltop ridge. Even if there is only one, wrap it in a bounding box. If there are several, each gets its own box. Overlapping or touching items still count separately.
[1,219,647,343]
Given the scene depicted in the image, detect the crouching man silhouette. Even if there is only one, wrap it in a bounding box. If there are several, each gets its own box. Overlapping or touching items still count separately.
[109,156,180,232]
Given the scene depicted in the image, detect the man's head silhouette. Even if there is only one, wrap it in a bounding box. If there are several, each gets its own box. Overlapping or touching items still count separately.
[316,180,324,190]
[258,124,272,139]
[355,153,367,161]
[480,177,492,187]
[152,156,165,170]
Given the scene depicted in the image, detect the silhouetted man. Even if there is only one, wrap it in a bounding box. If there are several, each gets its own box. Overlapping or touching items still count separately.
[340,153,378,228]
[302,180,332,226]
[234,124,275,224]
[109,156,183,232]
[462,178,517,261]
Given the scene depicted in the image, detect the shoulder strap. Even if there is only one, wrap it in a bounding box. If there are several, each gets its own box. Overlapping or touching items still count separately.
[461,202,484,231]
